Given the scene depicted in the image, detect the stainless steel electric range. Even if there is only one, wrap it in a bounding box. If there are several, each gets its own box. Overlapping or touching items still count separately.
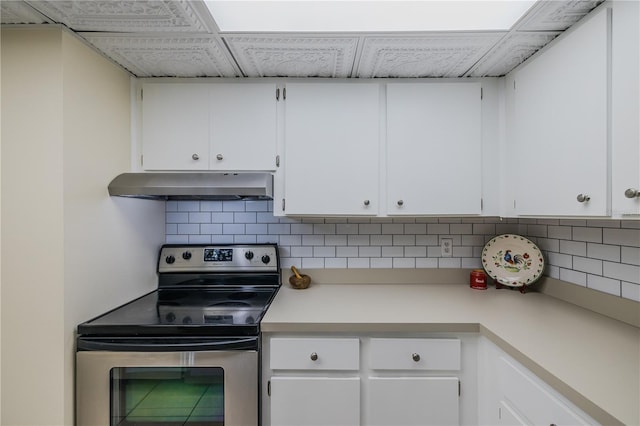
[76,244,280,426]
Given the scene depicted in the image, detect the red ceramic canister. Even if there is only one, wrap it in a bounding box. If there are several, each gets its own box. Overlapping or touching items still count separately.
[470,269,487,290]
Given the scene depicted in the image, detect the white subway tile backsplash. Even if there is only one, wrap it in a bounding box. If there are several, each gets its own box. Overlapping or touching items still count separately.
[359,246,382,257]
[587,275,621,296]
[621,281,640,302]
[326,258,348,268]
[439,258,461,268]
[313,224,337,235]
[382,246,404,257]
[165,201,640,302]
[587,243,620,262]
[178,224,200,234]
[222,224,244,235]
[371,258,393,268]
[603,228,640,247]
[337,246,359,257]
[178,201,199,212]
[603,262,640,284]
[393,235,415,246]
[560,268,587,286]
[200,201,223,212]
[348,235,370,246]
[234,212,256,223]
[348,258,370,268]
[572,227,602,243]
[302,235,325,246]
[621,246,640,266]
[189,212,211,223]
[405,246,427,257]
[560,240,587,256]
[548,225,572,239]
[393,258,416,268]
[573,256,603,275]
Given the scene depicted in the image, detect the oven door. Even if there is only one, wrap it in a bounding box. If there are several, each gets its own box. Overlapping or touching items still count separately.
[76,347,257,426]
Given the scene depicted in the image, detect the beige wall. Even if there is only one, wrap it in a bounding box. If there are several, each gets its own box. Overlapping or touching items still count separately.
[1,27,164,425]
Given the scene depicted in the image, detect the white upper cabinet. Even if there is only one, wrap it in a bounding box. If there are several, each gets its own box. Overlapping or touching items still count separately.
[141,82,277,171]
[282,82,380,216]
[386,82,482,215]
[508,7,610,216]
[142,83,210,170]
[209,84,277,171]
[611,0,640,216]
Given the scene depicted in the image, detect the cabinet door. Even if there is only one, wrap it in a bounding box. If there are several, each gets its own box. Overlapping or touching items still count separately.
[611,0,640,216]
[142,83,210,170]
[498,357,593,426]
[270,377,360,426]
[511,8,609,216]
[387,83,482,215]
[210,83,277,171]
[366,377,459,426]
[283,83,380,215]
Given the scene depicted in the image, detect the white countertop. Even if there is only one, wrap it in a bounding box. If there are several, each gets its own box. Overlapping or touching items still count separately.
[262,282,640,426]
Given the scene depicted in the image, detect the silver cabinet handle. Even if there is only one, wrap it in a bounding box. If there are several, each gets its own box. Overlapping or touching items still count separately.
[576,194,590,203]
[310,352,318,361]
[625,188,640,198]
[364,200,370,206]
[192,154,199,160]
[397,200,404,206]
[412,353,420,362]
[216,154,223,161]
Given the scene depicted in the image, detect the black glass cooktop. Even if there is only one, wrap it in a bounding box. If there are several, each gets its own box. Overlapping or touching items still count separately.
[77,287,278,337]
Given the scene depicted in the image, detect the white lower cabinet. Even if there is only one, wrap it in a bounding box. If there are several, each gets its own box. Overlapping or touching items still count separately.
[478,336,598,426]
[264,335,469,426]
[270,377,361,426]
[367,377,459,426]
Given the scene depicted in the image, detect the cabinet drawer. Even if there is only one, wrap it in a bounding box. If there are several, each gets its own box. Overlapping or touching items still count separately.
[369,338,460,370]
[270,338,360,371]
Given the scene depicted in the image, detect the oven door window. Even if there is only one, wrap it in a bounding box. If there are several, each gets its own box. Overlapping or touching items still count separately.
[110,367,224,425]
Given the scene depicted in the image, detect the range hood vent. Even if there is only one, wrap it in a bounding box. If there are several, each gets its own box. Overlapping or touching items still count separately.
[108,172,273,201]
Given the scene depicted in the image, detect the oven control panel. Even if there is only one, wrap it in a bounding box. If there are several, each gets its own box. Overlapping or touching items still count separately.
[158,244,278,273]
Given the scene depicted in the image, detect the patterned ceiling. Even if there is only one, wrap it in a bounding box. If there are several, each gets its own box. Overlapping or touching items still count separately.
[1,0,603,78]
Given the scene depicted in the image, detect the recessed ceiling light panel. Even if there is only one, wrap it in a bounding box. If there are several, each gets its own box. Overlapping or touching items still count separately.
[205,0,537,33]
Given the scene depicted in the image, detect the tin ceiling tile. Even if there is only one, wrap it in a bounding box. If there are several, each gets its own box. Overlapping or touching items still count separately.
[80,34,238,77]
[517,0,603,31]
[224,36,359,78]
[356,34,504,78]
[467,32,560,77]
[1,1,51,24]
[25,0,216,33]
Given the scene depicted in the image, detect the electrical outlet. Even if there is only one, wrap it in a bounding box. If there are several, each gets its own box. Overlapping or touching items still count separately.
[441,238,453,257]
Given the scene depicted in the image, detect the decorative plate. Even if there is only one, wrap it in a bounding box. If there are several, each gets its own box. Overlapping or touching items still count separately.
[482,234,544,287]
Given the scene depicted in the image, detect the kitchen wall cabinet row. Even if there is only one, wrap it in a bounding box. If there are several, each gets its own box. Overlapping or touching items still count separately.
[262,334,597,426]
[134,0,638,219]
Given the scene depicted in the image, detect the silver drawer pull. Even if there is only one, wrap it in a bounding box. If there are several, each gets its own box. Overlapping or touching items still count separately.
[216,154,224,161]
[192,154,199,160]
[310,352,318,361]
[412,353,420,362]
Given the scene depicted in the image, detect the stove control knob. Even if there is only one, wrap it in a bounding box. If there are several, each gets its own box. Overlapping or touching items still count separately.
[182,316,192,325]
[165,312,176,323]
[165,255,176,264]
[261,254,271,264]
[245,251,254,260]
[182,251,192,260]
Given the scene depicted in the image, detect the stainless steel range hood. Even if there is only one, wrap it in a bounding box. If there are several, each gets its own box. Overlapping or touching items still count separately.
[108,172,273,200]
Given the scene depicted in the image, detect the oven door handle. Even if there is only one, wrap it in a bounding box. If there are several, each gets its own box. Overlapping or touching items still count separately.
[77,337,258,352]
